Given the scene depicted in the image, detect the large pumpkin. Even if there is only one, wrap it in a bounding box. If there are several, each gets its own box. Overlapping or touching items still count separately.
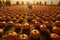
[19,34,29,40]
[40,25,47,32]
[0,29,4,35]
[7,21,14,27]
[30,30,40,39]
[0,21,6,27]
[7,31,18,40]
[23,23,30,30]
[50,33,60,40]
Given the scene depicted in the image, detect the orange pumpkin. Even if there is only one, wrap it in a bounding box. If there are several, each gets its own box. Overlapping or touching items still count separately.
[19,34,29,40]
[30,30,40,39]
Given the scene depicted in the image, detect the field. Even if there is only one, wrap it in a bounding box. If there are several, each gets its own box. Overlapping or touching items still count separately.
[0,5,60,40]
